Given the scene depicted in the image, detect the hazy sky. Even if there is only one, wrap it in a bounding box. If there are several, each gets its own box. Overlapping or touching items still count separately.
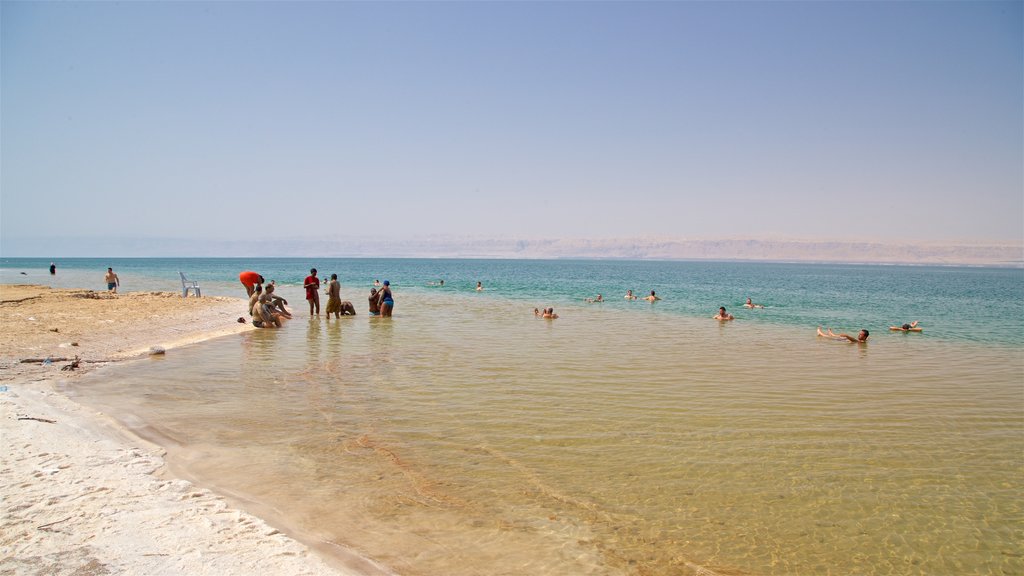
[2,1,1021,250]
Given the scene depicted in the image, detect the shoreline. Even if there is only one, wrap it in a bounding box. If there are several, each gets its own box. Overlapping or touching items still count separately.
[0,285,384,576]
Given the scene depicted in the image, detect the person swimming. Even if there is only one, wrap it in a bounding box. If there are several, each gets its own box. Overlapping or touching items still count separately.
[744,298,764,309]
[644,290,660,302]
[714,307,734,321]
[625,290,637,300]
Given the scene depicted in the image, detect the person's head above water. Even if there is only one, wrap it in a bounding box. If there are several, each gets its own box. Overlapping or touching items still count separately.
[859,329,870,341]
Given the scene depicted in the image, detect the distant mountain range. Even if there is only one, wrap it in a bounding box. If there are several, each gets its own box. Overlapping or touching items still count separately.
[3,235,1021,266]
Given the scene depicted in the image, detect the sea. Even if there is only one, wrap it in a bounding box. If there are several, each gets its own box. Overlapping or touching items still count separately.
[2,257,1022,576]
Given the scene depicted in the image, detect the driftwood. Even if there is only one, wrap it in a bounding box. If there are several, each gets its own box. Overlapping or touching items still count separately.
[37,516,73,531]
[18,417,56,424]
[20,357,104,364]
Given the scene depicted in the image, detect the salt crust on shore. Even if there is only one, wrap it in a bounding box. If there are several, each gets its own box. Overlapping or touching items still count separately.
[0,285,371,575]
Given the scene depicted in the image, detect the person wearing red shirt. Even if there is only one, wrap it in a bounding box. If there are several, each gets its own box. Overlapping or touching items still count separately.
[303,267,321,316]
[239,271,264,297]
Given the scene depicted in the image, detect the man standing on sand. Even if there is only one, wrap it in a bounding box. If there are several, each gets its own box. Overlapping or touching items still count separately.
[304,268,321,316]
[104,267,120,293]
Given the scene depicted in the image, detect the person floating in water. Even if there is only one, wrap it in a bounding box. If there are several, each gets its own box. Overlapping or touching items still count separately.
[744,298,764,309]
[585,294,603,303]
[644,290,660,302]
[714,307,734,321]
[890,321,921,332]
[817,327,869,343]
[534,307,558,318]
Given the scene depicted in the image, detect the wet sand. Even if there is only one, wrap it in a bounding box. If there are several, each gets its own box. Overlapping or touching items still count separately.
[0,285,382,575]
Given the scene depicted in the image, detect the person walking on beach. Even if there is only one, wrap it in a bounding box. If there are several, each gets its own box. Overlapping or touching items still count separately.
[49,262,56,275]
[325,274,342,319]
[105,268,120,293]
[304,268,321,316]
[239,271,264,297]
[817,327,869,343]
[377,280,394,317]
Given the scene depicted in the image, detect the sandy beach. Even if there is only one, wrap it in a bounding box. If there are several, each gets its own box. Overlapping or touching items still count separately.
[0,285,373,576]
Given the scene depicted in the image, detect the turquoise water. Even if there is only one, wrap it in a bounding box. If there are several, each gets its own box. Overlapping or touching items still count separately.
[3,257,1023,346]
[6,257,1022,575]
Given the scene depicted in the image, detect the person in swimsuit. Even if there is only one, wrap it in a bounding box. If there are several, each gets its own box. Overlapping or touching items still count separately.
[586,294,604,303]
[105,268,120,293]
[542,307,558,319]
[714,307,734,321]
[625,290,637,300]
[744,298,764,309]
[890,321,921,331]
[239,271,264,297]
[644,290,660,302]
[476,281,484,291]
[49,262,56,275]
[377,280,394,317]
[368,287,380,316]
[248,284,263,316]
[264,283,291,318]
[304,268,321,316]
[817,327,869,343]
[325,274,342,319]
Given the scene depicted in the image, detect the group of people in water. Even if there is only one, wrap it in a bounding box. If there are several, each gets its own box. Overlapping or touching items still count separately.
[239,269,396,328]
[236,269,918,341]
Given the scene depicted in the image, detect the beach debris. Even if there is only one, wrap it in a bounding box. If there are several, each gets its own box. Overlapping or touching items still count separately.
[149,346,166,355]
[61,357,81,371]
[37,516,73,532]
[42,356,52,366]
[49,328,59,333]
[18,416,56,424]
[0,386,8,392]
[21,357,99,364]
[237,317,247,323]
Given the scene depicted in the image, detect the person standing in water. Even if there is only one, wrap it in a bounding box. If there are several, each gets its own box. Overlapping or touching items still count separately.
[239,271,264,297]
[104,267,120,293]
[377,280,394,317]
[304,268,321,316]
[325,274,342,319]
[49,262,56,275]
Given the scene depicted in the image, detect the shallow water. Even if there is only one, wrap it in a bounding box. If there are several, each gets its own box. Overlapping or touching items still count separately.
[66,289,1023,576]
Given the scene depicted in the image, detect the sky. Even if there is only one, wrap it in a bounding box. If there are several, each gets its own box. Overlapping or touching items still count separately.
[2,1,1021,255]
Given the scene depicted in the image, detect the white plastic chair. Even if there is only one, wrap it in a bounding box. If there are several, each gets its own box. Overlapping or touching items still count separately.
[179,272,201,297]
